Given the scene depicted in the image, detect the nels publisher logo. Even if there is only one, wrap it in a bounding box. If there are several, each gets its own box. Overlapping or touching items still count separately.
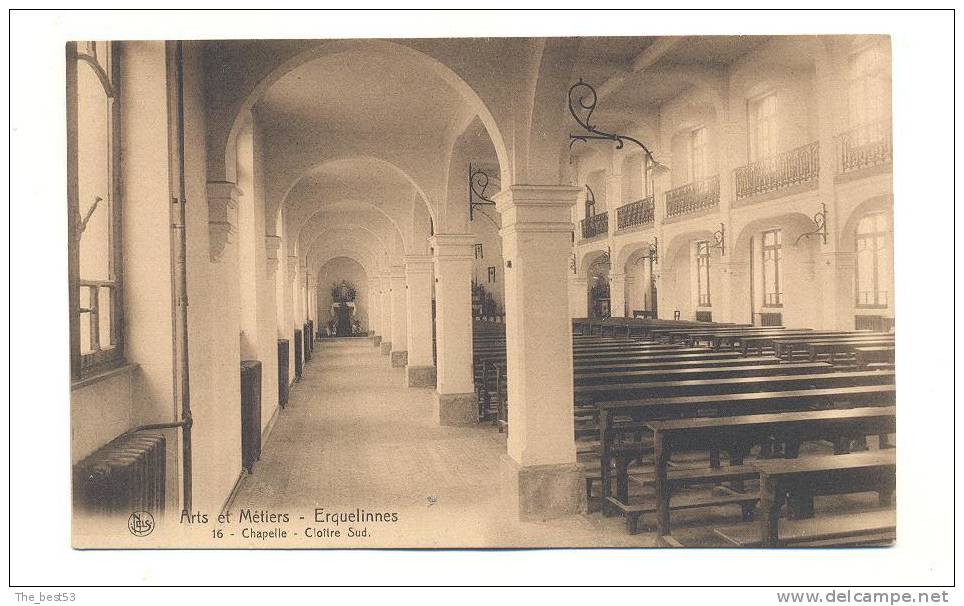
[128,511,155,537]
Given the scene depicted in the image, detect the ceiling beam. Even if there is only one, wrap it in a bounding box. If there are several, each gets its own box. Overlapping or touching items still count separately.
[596,36,686,100]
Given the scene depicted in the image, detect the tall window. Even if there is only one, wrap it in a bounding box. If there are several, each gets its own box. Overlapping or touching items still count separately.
[68,41,123,377]
[761,229,783,307]
[749,93,778,161]
[643,160,655,199]
[696,241,711,307]
[690,126,708,181]
[855,213,891,308]
[848,44,888,128]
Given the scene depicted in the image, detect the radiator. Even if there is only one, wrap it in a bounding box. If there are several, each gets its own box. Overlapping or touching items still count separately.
[855,314,894,332]
[756,311,783,327]
[240,360,262,473]
[695,310,713,322]
[73,432,166,517]
[277,339,289,408]
[294,328,303,380]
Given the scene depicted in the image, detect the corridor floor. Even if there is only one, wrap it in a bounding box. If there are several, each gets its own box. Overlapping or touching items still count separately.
[230,337,657,548]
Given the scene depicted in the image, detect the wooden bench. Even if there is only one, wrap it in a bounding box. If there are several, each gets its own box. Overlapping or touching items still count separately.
[715,450,896,547]
[574,362,830,387]
[855,346,896,369]
[742,331,880,356]
[595,384,898,523]
[714,509,895,547]
[806,339,896,363]
[576,370,895,405]
[643,407,896,542]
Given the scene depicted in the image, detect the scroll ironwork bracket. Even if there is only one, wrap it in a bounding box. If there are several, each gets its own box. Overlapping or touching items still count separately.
[568,79,662,168]
[633,237,659,266]
[795,203,829,246]
[469,163,496,221]
[708,223,726,256]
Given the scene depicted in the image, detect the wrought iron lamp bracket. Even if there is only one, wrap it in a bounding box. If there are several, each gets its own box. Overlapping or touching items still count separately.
[633,238,659,266]
[795,203,829,246]
[568,79,662,168]
[468,163,496,220]
[708,223,726,256]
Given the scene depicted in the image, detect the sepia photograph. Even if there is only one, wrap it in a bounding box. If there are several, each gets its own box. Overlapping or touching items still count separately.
[67,30,898,550]
[6,6,958,595]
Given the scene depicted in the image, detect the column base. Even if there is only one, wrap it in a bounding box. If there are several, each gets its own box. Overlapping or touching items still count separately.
[380,341,392,355]
[390,350,408,367]
[406,365,437,388]
[371,335,382,347]
[433,392,477,426]
[499,454,586,522]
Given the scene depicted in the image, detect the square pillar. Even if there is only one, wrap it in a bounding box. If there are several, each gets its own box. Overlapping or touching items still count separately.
[494,184,586,520]
[404,255,436,387]
[389,266,408,367]
[378,275,392,355]
[368,285,380,343]
[430,233,476,425]
[610,272,627,317]
[568,276,588,318]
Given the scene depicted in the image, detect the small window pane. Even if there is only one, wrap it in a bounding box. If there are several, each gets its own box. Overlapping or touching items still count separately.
[76,60,112,282]
[99,286,113,348]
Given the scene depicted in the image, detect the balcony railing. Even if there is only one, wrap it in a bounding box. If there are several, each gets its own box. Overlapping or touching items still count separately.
[734,142,820,200]
[615,197,655,230]
[580,211,609,240]
[837,120,893,174]
[665,175,720,219]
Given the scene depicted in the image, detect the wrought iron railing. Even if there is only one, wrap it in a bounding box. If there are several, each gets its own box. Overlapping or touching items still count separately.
[734,142,820,199]
[837,120,893,174]
[615,197,655,230]
[580,211,609,239]
[665,175,720,218]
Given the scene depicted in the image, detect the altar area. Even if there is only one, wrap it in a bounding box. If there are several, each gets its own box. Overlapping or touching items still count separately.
[323,280,366,337]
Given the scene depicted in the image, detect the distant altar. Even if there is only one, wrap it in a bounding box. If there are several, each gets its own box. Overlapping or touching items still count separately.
[329,280,360,337]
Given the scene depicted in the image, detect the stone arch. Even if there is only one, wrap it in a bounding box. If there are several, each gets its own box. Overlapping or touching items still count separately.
[220,39,513,190]
[839,194,894,251]
[296,203,409,257]
[275,155,434,238]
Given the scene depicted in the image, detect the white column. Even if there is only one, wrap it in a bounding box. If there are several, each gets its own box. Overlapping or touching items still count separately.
[389,266,408,367]
[568,275,588,318]
[368,288,382,347]
[285,255,298,382]
[430,233,476,425]
[404,254,436,387]
[610,272,627,317]
[378,275,392,355]
[494,184,584,520]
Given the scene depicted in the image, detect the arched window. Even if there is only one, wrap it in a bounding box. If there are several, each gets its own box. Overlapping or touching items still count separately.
[696,241,711,307]
[68,41,123,378]
[761,229,783,307]
[749,92,778,161]
[855,212,891,308]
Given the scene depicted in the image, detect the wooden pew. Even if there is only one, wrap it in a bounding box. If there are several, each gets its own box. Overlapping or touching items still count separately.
[742,331,879,356]
[774,334,893,359]
[643,407,896,542]
[574,362,831,386]
[855,346,896,369]
[594,384,897,524]
[806,339,896,364]
[714,450,896,547]
[576,370,896,405]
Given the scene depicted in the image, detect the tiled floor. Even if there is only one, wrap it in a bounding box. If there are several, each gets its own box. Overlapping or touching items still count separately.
[230,337,659,548]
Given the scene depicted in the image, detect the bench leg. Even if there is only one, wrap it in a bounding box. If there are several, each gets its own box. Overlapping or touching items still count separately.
[759,478,783,548]
[654,434,672,538]
[626,513,641,535]
[585,478,595,514]
[615,457,631,504]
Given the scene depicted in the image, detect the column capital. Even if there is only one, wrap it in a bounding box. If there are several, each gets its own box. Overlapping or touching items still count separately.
[207,181,242,263]
[403,254,435,272]
[430,233,475,260]
[493,185,580,235]
[286,255,298,281]
[265,235,282,273]
[389,265,406,279]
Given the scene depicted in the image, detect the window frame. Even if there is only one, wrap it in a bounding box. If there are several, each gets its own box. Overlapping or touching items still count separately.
[761,229,783,308]
[854,212,891,309]
[696,240,712,307]
[67,41,125,380]
[689,126,708,182]
[748,92,778,162]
